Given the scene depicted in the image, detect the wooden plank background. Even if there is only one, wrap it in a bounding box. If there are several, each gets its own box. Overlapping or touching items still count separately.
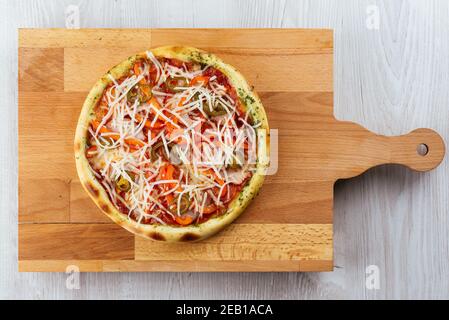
[2,0,449,299]
[18,28,335,272]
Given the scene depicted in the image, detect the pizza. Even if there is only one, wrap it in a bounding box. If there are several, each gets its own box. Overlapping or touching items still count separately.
[74,46,269,242]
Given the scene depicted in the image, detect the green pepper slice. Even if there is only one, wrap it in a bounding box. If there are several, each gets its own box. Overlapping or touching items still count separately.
[169,194,191,215]
[203,102,227,117]
[166,76,187,92]
[151,141,170,161]
[115,171,135,192]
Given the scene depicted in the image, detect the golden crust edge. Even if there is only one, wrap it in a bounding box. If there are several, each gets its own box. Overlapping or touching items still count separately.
[74,46,270,242]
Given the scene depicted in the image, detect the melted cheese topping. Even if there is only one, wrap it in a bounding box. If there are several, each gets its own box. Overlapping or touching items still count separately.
[86,53,258,226]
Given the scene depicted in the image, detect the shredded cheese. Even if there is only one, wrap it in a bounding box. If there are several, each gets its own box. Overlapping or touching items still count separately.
[85,55,257,226]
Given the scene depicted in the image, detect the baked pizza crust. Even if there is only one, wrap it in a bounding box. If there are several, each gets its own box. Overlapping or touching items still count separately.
[74,46,270,242]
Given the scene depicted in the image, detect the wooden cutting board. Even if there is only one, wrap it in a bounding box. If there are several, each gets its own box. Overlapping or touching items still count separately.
[18,28,445,272]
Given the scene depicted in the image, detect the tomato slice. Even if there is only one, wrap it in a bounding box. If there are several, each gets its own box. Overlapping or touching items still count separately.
[86,145,97,158]
[190,76,210,87]
[201,204,217,215]
[175,214,194,225]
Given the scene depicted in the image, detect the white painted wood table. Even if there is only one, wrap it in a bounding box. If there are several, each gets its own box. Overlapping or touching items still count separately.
[1,0,449,299]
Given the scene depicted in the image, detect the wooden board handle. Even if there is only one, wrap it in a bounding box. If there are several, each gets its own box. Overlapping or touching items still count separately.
[360,128,445,173]
[336,124,446,180]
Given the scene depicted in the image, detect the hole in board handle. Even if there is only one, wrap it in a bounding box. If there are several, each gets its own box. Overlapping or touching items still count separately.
[417,143,429,157]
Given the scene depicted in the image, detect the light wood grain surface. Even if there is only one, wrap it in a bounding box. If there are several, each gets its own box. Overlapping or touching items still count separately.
[19,28,338,272]
[2,0,449,299]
